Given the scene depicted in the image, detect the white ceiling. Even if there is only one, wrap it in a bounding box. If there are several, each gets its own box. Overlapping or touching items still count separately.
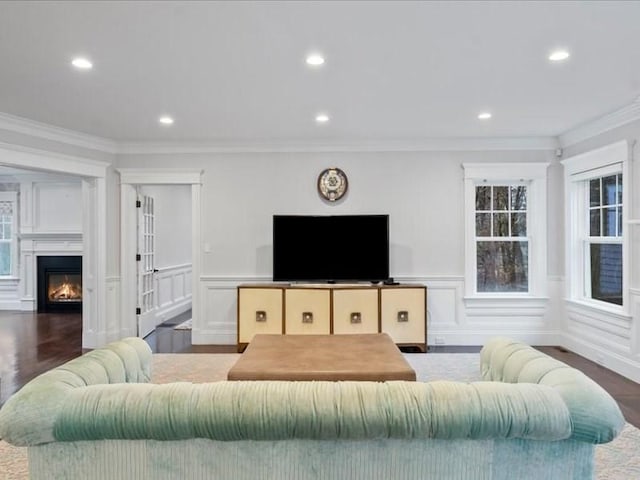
[1,0,639,146]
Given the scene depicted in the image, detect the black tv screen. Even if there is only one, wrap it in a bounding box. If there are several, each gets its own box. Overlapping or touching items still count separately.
[273,215,389,282]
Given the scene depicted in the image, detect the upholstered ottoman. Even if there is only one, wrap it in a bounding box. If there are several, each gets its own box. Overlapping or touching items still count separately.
[227,333,416,381]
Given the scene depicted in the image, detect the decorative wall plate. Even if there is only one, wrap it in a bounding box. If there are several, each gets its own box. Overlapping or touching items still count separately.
[317,167,348,202]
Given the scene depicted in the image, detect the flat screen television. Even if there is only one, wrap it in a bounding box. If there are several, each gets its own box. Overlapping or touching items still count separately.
[273,214,389,282]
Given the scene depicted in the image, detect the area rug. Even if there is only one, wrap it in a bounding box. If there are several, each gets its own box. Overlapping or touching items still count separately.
[1,353,638,479]
[173,318,192,330]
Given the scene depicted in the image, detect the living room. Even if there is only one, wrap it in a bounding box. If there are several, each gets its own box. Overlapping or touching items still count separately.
[0,0,638,381]
[1,1,640,478]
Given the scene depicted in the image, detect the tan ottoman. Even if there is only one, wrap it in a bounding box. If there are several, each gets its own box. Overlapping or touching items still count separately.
[227,333,416,381]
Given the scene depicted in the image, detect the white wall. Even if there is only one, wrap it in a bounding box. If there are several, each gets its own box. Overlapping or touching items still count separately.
[117,149,560,345]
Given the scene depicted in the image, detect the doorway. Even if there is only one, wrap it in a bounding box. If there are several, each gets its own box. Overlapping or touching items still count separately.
[118,169,203,339]
[0,145,108,348]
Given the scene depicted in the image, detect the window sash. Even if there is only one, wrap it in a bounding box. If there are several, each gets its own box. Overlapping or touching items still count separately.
[584,240,623,306]
[474,184,530,294]
[0,193,17,278]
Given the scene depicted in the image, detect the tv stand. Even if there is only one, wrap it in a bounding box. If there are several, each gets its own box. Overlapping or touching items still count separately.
[237,283,427,353]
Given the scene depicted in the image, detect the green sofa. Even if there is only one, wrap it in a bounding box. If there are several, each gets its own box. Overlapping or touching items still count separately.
[0,336,625,479]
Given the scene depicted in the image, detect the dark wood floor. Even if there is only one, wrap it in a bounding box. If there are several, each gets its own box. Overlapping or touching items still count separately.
[1,311,639,428]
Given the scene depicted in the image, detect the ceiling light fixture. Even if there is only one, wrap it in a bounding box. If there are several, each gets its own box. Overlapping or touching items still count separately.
[306,54,325,66]
[315,114,329,123]
[549,50,570,62]
[158,115,174,125]
[71,57,93,70]
[478,112,492,120]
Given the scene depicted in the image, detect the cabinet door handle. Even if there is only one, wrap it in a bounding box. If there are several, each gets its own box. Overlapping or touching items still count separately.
[255,310,267,322]
[397,311,409,322]
[350,312,362,324]
[302,312,314,323]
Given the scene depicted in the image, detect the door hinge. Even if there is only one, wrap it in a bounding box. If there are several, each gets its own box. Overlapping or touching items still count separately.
[136,200,141,208]
[136,307,141,315]
[136,254,141,261]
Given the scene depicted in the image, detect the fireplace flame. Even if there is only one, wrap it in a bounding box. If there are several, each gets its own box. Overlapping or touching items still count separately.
[48,276,82,301]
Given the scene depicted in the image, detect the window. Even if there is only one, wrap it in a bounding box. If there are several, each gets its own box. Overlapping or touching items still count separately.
[563,141,629,311]
[463,163,548,299]
[588,174,622,305]
[475,185,528,292]
[0,192,18,277]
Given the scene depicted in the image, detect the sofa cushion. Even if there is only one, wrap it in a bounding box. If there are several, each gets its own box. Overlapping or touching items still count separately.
[47,379,571,443]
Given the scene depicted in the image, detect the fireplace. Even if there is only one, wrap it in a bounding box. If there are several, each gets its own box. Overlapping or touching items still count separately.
[37,256,82,313]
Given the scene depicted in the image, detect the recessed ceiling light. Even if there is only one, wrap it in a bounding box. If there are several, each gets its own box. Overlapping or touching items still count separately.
[306,54,325,66]
[71,57,93,70]
[549,50,570,62]
[158,116,174,125]
[478,112,492,120]
[315,114,329,123]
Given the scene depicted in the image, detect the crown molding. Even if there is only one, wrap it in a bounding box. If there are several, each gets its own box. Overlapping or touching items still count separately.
[0,111,559,154]
[558,98,640,149]
[0,141,110,177]
[3,99,640,155]
[0,112,118,154]
[118,136,558,155]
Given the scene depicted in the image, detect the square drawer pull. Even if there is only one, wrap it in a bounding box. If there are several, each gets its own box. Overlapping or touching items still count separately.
[397,311,409,322]
[350,312,362,324]
[302,312,314,323]
[255,311,267,322]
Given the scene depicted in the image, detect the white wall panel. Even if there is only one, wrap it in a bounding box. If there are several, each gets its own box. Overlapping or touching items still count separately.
[34,182,82,232]
[153,264,192,325]
[195,279,237,345]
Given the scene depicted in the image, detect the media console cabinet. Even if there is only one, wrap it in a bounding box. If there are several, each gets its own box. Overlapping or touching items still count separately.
[237,283,427,352]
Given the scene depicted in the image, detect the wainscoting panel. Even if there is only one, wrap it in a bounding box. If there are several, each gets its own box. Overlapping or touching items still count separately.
[562,291,639,383]
[0,278,21,310]
[194,276,563,347]
[154,264,192,325]
[193,278,241,345]
[632,288,640,356]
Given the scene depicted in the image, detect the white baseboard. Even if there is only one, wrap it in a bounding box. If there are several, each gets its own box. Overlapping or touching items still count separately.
[20,298,35,311]
[427,331,562,347]
[192,328,236,345]
[0,300,23,310]
[561,333,640,384]
[156,296,192,324]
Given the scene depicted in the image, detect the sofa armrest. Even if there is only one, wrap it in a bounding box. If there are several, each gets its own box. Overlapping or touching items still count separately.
[480,337,625,444]
[0,337,152,446]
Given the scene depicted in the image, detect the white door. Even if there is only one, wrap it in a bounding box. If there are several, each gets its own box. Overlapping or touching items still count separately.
[137,194,157,337]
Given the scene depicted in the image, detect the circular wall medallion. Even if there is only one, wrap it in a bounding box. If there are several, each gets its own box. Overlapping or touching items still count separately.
[317,167,348,202]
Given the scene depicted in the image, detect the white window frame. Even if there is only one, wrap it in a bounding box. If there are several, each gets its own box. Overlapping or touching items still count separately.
[562,140,630,314]
[463,163,549,300]
[0,191,18,278]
